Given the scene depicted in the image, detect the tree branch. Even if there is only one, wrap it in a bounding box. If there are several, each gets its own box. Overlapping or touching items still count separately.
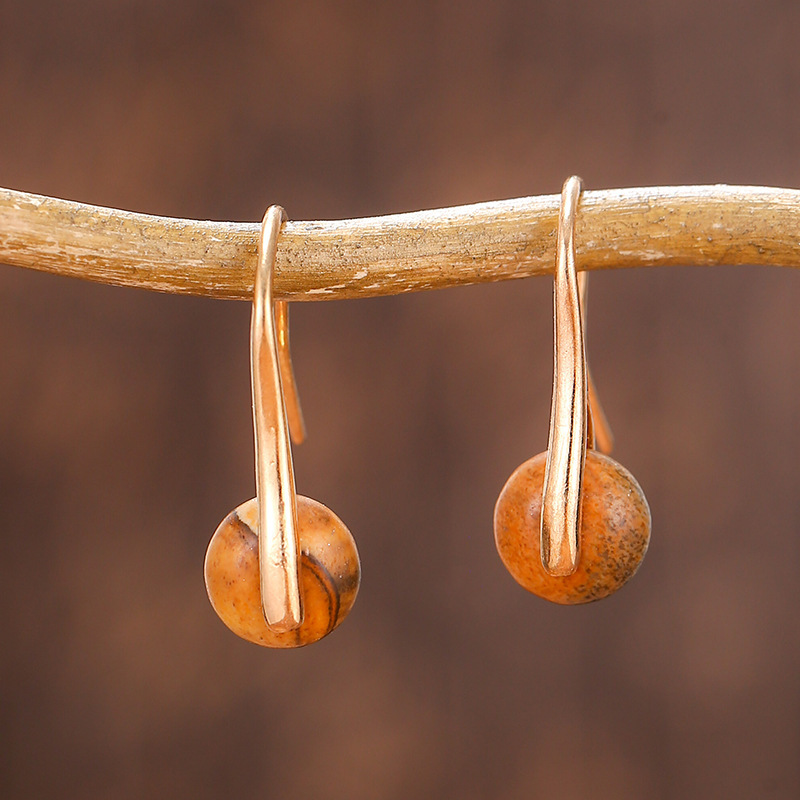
[0,184,798,301]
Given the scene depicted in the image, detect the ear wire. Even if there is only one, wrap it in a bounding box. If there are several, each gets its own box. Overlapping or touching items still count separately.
[252,205,304,631]
[541,176,587,577]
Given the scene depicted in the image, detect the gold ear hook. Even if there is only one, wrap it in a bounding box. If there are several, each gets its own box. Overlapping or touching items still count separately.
[275,300,307,446]
[252,205,303,631]
[540,176,586,577]
[542,179,614,576]
[579,272,614,455]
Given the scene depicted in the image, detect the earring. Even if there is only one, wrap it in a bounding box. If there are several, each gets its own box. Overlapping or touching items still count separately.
[494,177,651,604]
[204,206,360,647]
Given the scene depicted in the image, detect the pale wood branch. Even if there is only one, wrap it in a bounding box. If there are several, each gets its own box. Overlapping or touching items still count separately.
[0,184,798,301]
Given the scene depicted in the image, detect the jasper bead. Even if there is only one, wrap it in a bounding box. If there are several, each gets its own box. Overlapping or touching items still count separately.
[205,496,360,647]
[494,450,651,604]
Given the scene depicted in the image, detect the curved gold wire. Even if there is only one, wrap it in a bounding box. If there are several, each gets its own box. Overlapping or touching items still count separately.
[275,300,307,446]
[252,205,304,631]
[580,272,614,456]
[541,177,587,577]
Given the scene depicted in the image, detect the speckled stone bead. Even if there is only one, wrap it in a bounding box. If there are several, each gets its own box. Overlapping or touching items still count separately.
[205,496,360,647]
[494,450,651,604]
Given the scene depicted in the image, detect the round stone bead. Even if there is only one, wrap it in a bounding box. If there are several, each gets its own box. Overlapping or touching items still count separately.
[205,496,360,647]
[494,449,650,604]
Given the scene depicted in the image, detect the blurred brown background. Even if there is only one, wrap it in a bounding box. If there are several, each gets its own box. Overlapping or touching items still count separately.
[1,1,799,798]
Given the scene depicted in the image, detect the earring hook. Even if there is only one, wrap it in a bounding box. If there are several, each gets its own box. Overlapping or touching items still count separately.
[275,300,307,445]
[541,176,587,577]
[252,205,303,631]
[579,272,614,455]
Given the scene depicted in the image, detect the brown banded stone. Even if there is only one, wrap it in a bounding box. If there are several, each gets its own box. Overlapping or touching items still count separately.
[494,450,651,604]
[205,496,360,647]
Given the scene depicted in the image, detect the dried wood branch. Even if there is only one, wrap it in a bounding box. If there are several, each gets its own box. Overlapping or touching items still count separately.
[0,184,798,301]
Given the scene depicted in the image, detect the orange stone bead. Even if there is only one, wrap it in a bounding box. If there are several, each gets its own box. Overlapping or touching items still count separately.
[494,450,651,604]
[205,496,360,648]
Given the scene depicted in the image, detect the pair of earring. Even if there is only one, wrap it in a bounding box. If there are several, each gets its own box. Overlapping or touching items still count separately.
[204,178,651,651]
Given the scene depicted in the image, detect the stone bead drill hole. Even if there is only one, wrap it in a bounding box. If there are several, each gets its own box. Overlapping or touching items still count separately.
[494,449,651,605]
[205,495,360,648]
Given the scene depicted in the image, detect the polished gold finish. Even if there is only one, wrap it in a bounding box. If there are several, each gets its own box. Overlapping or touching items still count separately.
[541,177,586,576]
[2,185,800,300]
[252,205,303,631]
[580,272,614,455]
[275,300,307,445]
